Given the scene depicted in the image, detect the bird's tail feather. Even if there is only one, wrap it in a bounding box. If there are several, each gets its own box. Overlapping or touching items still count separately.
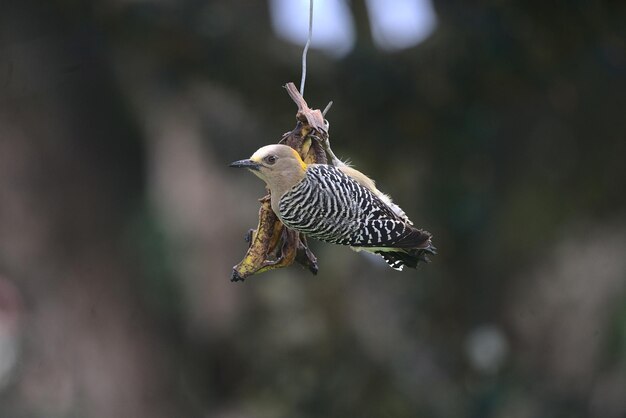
[376,244,437,271]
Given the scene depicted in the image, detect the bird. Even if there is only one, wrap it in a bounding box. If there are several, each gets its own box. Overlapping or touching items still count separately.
[230,144,435,270]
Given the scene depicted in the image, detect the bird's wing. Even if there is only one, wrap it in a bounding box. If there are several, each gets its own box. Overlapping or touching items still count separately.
[318,166,428,248]
[280,164,432,249]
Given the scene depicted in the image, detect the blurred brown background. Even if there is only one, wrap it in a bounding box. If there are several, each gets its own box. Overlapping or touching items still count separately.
[0,0,625,417]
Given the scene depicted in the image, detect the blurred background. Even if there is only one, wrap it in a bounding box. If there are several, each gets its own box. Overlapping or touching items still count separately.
[0,0,625,417]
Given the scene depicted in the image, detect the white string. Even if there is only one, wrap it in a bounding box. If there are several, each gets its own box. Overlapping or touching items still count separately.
[322,100,333,116]
[300,0,314,96]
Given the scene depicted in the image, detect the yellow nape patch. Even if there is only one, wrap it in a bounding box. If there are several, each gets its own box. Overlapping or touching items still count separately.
[291,148,308,171]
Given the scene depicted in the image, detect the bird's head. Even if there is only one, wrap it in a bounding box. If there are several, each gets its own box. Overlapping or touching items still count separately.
[230,144,308,193]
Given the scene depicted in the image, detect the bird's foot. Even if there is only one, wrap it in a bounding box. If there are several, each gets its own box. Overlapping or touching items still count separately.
[295,234,318,275]
[310,134,343,167]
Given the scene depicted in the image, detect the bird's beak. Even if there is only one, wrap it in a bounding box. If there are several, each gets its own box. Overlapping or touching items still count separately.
[229,159,260,171]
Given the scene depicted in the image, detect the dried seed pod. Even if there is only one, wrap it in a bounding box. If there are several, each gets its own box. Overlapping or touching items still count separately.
[231,83,328,281]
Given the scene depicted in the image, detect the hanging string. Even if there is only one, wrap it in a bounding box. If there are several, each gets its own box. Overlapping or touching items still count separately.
[300,0,314,96]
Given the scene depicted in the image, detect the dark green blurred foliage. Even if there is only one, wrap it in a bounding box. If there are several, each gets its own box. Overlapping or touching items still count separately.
[0,1,624,417]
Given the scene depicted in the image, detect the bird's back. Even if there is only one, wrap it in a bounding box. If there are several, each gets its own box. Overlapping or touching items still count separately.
[278,164,430,249]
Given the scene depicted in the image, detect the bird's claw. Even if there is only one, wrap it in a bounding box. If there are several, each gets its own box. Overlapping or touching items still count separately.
[295,234,318,275]
[310,134,342,167]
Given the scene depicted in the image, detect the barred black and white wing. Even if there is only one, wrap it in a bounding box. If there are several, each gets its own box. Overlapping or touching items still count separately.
[278,165,433,269]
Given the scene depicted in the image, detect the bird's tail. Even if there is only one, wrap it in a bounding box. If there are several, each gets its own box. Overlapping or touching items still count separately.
[376,244,437,271]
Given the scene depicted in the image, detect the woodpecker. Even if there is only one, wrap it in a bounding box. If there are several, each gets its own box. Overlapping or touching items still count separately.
[230,144,435,270]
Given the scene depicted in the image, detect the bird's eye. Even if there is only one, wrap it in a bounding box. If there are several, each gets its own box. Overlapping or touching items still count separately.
[264,155,277,165]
